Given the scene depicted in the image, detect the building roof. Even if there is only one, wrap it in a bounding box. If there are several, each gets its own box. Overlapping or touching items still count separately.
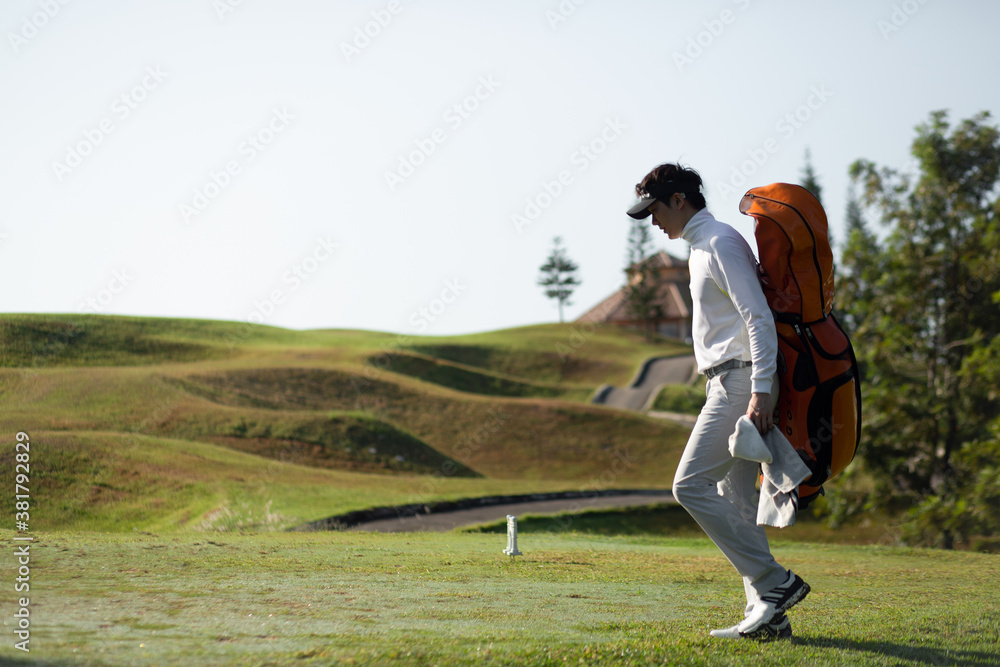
[576,251,691,324]
[630,249,687,272]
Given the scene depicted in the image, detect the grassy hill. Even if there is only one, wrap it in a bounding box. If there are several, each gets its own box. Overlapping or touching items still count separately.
[0,314,692,532]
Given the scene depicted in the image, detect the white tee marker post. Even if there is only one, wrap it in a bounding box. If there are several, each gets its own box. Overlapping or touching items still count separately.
[503,515,522,558]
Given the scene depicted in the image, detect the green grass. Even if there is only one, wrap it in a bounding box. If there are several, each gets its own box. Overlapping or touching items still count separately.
[2,529,997,666]
[466,503,706,538]
[650,382,707,415]
[0,314,224,367]
[0,362,691,491]
[0,431,591,532]
[366,352,592,401]
[0,313,390,366]
[0,313,683,384]
[399,324,691,388]
[464,502,906,548]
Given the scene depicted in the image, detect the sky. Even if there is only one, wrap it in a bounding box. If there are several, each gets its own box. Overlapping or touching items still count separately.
[3,0,999,336]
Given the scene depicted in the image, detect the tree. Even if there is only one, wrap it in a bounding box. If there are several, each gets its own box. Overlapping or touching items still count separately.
[836,185,882,336]
[800,148,832,252]
[623,218,663,341]
[800,148,824,206]
[841,110,1000,549]
[537,236,581,323]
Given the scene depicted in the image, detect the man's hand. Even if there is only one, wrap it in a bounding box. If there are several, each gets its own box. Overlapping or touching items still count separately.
[747,392,773,434]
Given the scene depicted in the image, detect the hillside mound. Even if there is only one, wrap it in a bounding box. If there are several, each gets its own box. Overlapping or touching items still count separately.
[405,343,611,385]
[202,413,480,477]
[0,315,220,367]
[169,367,689,483]
[365,352,588,399]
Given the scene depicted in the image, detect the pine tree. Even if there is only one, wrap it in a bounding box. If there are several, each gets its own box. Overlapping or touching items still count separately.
[537,236,581,323]
[800,148,824,206]
[836,186,881,335]
[623,219,663,341]
[801,148,831,251]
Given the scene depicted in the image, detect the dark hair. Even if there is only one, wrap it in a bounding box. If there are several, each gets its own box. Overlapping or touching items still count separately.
[635,163,707,210]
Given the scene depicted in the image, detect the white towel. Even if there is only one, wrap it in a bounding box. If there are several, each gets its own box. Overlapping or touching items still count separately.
[724,415,813,528]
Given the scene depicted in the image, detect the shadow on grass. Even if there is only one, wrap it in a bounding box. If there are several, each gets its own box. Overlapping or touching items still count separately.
[465,501,902,546]
[0,656,73,666]
[795,636,1000,667]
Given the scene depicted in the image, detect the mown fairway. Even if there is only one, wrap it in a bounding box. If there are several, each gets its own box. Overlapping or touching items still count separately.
[0,529,997,666]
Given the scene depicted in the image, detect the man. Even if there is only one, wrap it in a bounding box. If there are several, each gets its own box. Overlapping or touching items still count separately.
[626,163,809,640]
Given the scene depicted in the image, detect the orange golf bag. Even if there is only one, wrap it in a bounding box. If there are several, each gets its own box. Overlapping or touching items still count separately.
[740,183,862,508]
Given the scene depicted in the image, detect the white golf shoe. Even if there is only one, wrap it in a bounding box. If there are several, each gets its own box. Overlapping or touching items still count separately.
[737,570,810,635]
[710,612,792,640]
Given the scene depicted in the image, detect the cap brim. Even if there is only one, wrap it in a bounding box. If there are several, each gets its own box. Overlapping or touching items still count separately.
[626,197,657,219]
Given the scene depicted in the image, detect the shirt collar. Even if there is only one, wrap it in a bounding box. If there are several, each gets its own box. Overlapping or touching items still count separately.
[680,208,714,245]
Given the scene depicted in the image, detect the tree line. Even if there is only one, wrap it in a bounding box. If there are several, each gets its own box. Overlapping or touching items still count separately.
[836,110,1000,550]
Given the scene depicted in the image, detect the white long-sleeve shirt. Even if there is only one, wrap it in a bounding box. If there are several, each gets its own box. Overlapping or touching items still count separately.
[681,208,777,395]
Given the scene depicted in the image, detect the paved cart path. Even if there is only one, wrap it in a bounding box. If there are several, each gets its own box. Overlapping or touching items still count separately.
[351,492,675,533]
[593,355,696,411]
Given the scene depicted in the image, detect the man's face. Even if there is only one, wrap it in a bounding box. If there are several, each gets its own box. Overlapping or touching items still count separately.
[649,196,685,239]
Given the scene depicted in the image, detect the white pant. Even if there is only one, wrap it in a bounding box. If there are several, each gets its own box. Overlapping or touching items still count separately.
[672,366,787,602]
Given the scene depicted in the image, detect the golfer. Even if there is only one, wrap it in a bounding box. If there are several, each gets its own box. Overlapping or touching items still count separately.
[626,163,809,640]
